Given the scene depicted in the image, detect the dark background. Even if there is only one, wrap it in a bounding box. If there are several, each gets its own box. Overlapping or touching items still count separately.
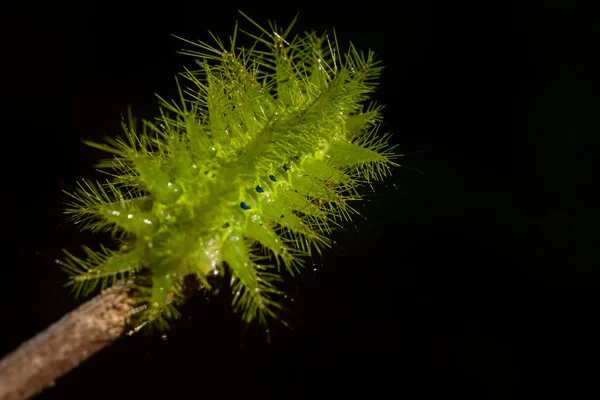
[1,1,598,398]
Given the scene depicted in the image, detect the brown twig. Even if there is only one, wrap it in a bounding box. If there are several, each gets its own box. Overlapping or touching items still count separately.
[0,281,135,400]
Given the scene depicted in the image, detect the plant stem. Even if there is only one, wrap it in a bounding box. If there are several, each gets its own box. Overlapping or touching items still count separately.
[0,281,134,400]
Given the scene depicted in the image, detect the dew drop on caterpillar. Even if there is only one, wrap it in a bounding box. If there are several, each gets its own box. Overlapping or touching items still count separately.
[62,11,400,331]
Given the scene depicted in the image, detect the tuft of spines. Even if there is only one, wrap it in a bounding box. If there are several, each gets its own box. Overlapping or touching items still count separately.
[62,12,399,329]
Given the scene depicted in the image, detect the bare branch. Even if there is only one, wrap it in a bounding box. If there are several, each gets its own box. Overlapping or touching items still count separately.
[0,281,134,400]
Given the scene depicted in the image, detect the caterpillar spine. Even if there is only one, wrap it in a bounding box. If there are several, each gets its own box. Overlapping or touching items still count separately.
[62,11,399,330]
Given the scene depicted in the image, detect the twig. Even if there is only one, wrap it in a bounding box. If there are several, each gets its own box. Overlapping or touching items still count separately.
[0,281,135,400]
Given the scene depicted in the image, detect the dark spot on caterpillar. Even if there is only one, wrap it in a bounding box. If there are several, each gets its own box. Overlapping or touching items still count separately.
[280,214,284,218]
[222,222,230,228]
[240,202,250,210]
[269,175,276,182]
[255,186,264,193]
[283,164,290,171]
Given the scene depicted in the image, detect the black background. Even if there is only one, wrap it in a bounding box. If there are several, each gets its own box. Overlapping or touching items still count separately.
[1,1,598,398]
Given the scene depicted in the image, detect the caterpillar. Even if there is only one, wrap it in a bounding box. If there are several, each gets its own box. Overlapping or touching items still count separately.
[61,11,399,331]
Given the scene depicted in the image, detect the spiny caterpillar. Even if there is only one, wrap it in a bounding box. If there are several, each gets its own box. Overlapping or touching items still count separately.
[62,12,398,330]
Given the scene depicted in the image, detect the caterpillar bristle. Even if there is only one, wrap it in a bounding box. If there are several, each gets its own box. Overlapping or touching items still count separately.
[62,11,398,330]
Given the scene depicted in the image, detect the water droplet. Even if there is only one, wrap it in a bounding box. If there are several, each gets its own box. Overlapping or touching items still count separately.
[153,302,159,308]
[161,334,168,341]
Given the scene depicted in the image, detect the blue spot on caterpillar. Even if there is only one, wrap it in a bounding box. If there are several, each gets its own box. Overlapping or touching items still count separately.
[269,175,277,182]
[255,186,264,193]
[240,202,250,210]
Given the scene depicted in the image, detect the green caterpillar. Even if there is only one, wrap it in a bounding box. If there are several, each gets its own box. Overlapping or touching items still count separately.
[62,11,398,330]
